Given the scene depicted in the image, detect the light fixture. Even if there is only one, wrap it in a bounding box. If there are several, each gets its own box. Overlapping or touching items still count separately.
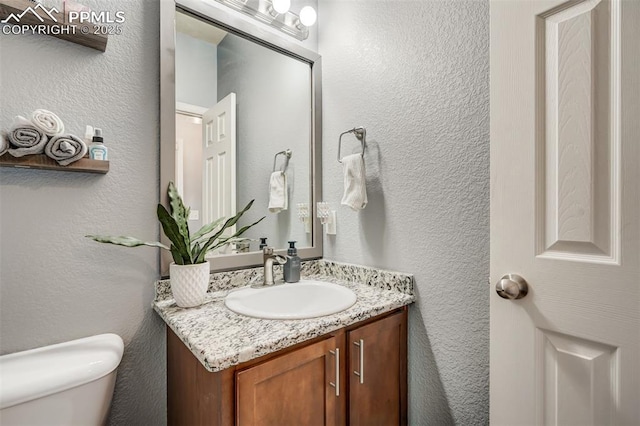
[271,0,290,14]
[209,0,316,40]
[299,5,316,27]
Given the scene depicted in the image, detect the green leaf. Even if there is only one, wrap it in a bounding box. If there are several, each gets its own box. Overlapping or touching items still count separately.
[192,241,202,257]
[209,218,265,251]
[157,204,192,263]
[167,181,190,247]
[194,200,257,262]
[86,235,170,250]
[170,245,186,265]
[191,217,226,242]
[195,214,265,263]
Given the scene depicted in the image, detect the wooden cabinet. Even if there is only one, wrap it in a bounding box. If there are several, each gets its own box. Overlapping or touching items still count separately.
[347,311,407,426]
[236,336,343,426]
[167,307,408,426]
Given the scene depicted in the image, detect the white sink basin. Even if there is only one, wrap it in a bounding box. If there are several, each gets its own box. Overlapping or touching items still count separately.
[224,280,357,319]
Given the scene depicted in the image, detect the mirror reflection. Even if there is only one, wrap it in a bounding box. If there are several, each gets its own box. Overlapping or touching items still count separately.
[175,10,313,255]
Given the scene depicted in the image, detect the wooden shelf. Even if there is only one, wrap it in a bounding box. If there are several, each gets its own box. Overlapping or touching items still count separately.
[0,0,108,52]
[0,154,109,174]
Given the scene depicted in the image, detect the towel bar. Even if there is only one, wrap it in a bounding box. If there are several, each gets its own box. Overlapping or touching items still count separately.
[338,127,366,163]
[273,149,292,172]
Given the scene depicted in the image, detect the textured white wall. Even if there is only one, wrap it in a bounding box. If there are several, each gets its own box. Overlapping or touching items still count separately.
[318,0,490,424]
[0,1,165,424]
[176,32,218,108]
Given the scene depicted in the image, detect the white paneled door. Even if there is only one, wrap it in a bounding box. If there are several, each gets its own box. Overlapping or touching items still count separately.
[202,92,237,233]
[490,0,639,425]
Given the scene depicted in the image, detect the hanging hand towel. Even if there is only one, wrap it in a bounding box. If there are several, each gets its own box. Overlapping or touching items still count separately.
[45,134,88,166]
[31,109,64,137]
[268,171,288,213]
[7,116,48,157]
[341,153,368,211]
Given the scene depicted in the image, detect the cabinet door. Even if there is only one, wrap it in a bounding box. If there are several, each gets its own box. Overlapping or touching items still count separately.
[236,336,343,426]
[348,310,408,426]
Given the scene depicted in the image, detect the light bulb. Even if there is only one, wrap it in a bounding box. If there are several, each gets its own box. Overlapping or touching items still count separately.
[272,0,290,14]
[299,6,317,26]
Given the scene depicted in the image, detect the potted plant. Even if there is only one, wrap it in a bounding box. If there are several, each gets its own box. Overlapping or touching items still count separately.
[87,182,264,307]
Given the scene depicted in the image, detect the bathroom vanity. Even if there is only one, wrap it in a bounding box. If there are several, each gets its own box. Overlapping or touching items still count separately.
[154,260,414,425]
[167,308,406,425]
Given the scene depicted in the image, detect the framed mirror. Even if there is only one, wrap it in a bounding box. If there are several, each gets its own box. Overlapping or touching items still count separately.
[160,0,322,276]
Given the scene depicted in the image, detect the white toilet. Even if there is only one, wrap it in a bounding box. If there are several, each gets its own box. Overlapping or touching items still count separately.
[0,333,124,426]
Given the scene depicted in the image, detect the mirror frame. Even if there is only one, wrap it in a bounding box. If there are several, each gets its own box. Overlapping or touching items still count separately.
[160,0,323,277]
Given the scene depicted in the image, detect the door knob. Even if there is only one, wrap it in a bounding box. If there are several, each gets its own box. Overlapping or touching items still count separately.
[496,274,528,300]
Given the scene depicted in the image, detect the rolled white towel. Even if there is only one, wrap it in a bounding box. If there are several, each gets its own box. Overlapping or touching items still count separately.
[0,132,8,156]
[341,153,368,211]
[7,116,48,157]
[45,134,88,166]
[31,109,65,137]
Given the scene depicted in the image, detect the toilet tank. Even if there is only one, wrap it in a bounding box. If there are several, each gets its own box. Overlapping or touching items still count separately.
[0,333,124,426]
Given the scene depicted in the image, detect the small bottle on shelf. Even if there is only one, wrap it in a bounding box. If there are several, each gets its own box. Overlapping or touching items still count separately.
[89,128,108,161]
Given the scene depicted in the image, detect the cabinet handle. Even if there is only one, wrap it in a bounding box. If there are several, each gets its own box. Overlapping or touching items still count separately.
[353,339,364,384]
[329,348,340,397]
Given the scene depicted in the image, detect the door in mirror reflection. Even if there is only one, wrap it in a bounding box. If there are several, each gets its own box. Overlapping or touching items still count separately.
[202,93,237,254]
[175,10,312,256]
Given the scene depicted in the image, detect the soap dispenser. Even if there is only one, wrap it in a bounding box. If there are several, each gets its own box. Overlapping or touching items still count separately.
[283,241,301,283]
[259,237,268,250]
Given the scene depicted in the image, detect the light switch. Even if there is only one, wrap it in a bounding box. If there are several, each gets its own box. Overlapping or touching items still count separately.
[189,210,199,220]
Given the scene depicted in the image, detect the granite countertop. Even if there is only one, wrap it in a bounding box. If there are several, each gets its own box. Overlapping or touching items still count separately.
[153,260,414,372]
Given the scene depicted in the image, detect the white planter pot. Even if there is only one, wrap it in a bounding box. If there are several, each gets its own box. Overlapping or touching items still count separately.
[170,261,210,308]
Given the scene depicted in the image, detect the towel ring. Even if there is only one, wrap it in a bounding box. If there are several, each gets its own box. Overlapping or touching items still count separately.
[273,149,292,172]
[337,127,366,163]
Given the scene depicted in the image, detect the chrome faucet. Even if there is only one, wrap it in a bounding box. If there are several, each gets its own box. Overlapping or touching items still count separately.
[263,247,287,286]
